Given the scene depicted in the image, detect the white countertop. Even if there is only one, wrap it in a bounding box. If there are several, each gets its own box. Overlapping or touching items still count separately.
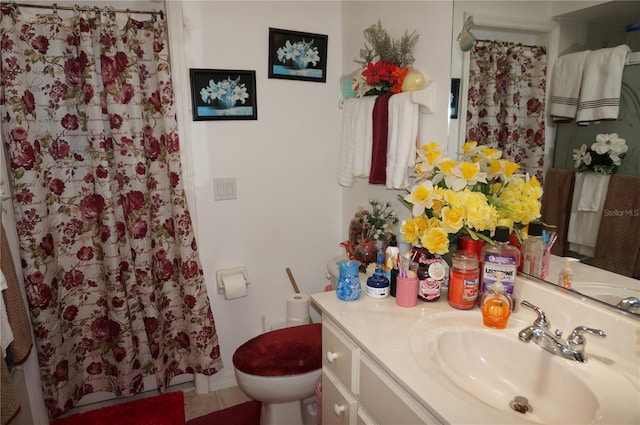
[311,273,640,424]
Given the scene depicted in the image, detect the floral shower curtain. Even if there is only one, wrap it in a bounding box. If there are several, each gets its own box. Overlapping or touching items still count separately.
[0,4,222,418]
[465,40,547,182]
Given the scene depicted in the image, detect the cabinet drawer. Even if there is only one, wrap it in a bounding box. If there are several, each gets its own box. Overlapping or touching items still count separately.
[322,318,360,394]
[322,369,357,425]
[359,354,441,424]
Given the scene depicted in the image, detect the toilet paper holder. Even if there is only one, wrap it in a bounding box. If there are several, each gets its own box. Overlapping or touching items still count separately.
[215,266,250,295]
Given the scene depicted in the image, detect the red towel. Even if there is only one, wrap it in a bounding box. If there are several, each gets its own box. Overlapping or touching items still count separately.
[369,92,393,184]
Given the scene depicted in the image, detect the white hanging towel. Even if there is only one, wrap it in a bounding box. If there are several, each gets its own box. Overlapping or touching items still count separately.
[548,50,590,122]
[386,92,419,189]
[567,172,611,257]
[352,96,377,178]
[576,44,631,125]
[337,98,358,187]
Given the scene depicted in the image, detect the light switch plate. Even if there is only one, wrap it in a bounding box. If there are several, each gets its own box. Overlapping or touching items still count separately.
[213,177,237,201]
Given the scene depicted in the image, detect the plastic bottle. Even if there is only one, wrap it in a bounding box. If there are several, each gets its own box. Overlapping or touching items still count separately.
[479,226,520,308]
[448,250,479,310]
[480,272,512,329]
[521,221,545,279]
[417,252,446,302]
[558,257,579,289]
[366,251,390,298]
[384,235,400,281]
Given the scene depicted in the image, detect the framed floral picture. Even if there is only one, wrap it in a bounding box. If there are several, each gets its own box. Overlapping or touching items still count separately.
[268,28,328,83]
[189,68,258,121]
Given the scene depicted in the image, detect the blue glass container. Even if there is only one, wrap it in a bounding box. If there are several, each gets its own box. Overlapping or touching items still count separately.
[336,260,362,301]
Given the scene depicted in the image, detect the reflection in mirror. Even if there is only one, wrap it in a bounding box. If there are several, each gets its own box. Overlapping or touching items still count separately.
[450,1,640,316]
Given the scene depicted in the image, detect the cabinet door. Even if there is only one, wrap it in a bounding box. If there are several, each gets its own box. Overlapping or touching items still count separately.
[359,354,443,424]
[322,369,357,425]
[322,318,360,394]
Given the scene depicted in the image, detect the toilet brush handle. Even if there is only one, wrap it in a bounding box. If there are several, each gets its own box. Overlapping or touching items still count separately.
[326,351,338,363]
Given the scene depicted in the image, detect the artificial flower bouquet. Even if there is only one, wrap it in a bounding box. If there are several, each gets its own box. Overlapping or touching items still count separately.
[572,133,627,175]
[400,142,543,255]
[341,199,399,269]
[346,20,424,98]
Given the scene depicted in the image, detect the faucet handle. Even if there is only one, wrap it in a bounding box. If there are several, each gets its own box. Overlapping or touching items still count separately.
[520,300,550,329]
[567,326,606,348]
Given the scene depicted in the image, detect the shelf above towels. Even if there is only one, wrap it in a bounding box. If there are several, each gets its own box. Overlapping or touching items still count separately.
[338,81,436,114]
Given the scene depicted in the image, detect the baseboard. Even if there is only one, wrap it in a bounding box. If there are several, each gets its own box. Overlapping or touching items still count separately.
[208,369,238,391]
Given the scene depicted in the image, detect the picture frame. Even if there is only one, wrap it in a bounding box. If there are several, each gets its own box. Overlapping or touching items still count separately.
[189,68,258,121]
[268,28,328,83]
[450,78,461,119]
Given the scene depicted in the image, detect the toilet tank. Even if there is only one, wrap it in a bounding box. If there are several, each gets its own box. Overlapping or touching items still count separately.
[326,255,346,290]
[326,255,369,291]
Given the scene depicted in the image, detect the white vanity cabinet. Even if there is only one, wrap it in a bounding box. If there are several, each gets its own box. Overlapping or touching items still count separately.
[321,316,440,425]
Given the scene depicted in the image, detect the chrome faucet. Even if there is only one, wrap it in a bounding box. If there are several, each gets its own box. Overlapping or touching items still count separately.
[518,300,606,363]
[616,296,640,312]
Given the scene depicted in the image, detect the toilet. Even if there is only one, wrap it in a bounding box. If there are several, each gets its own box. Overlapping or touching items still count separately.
[233,323,322,425]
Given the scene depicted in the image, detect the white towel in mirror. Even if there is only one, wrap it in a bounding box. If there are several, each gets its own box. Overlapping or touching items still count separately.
[549,50,590,122]
[576,44,631,125]
[567,172,611,257]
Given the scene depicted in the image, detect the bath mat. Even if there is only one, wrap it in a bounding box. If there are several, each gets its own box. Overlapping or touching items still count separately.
[186,400,261,425]
[50,391,185,425]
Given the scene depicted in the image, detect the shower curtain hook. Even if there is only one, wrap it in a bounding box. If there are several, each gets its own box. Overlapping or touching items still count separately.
[52,3,58,16]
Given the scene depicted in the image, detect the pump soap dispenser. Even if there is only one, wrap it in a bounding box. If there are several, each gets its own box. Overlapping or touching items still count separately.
[481,272,512,329]
[558,257,579,289]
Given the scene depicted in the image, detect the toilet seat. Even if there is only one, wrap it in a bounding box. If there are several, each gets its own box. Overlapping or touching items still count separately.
[233,323,322,377]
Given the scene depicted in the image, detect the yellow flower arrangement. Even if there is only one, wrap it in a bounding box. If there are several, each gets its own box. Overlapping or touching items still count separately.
[400,142,543,255]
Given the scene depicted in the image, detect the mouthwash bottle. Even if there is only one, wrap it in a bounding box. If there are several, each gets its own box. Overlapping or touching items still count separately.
[479,226,520,309]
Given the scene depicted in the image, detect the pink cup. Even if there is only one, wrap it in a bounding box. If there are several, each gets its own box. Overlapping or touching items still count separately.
[396,274,418,307]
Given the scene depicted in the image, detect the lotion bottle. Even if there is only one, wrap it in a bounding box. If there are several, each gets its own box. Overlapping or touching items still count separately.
[366,251,390,298]
[558,258,579,289]
[521,221,545,278]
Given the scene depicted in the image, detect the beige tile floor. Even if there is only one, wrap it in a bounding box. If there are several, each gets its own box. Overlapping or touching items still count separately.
[183,385,253,422]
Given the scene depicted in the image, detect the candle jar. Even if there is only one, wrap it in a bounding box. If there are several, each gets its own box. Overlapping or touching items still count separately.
[448,250,479,310]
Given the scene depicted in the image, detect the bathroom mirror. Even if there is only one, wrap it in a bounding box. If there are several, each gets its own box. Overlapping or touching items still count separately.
[449,0,640,316]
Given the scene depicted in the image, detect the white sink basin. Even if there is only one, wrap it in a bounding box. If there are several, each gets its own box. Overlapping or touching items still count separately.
[571,281,640,306]
[410,311,639,424]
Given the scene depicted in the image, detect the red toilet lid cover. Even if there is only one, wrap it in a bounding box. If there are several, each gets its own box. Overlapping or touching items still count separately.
[233,323,322,377]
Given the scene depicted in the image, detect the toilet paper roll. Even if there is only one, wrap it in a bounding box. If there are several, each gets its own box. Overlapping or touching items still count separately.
[286,293,310,323]
[222,273,248,300]
[286,317,309,327]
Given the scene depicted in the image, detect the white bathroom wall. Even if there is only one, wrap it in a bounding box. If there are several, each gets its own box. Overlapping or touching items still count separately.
[339,1,454,246]
[179,0,343,388]
[177,0,454,389]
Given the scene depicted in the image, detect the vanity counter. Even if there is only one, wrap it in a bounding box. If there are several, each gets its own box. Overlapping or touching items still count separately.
[311,273,640,424]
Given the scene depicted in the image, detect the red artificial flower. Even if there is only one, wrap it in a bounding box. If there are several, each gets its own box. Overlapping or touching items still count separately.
[391,66,410,93]
[362,60,397,85]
